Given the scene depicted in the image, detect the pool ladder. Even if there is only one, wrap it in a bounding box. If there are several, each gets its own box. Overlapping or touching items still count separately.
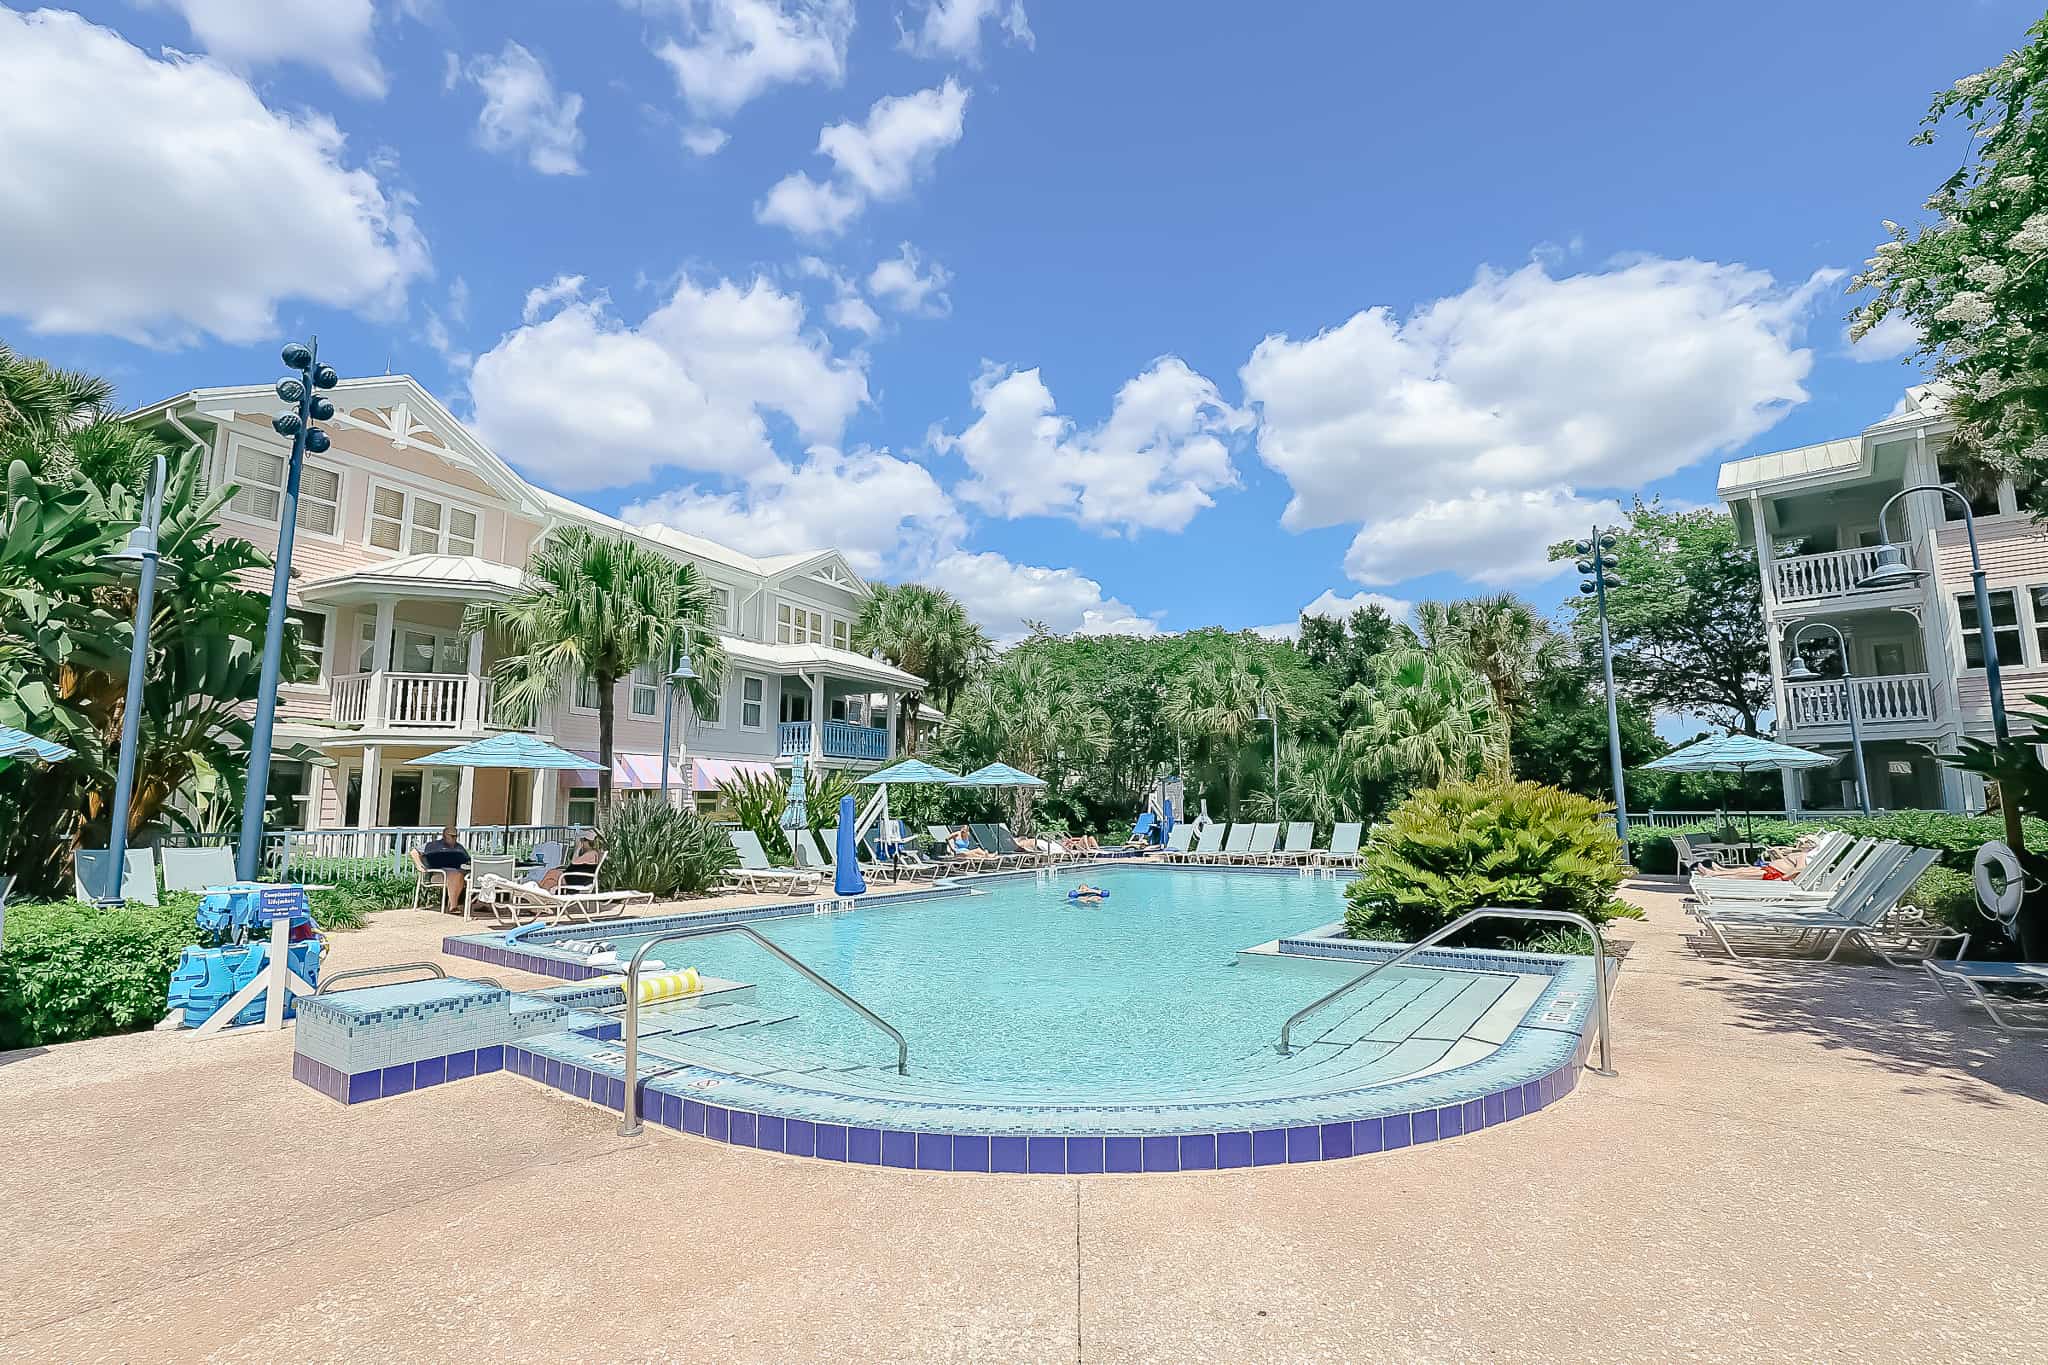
[615,923,909,1137]
[1277,907,1617,1077]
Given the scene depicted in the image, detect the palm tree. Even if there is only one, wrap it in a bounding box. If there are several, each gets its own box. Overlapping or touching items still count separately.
[0,341,116,474]
[1344,648,1506,789]
[1416,593,1562,769]
[1162,639,1299,820]
[466,528,724,812]
[852,582,991,749]
[939,654,1105,829]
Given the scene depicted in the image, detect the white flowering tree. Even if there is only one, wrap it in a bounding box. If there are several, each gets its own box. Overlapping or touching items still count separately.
[1852,16,2048,494]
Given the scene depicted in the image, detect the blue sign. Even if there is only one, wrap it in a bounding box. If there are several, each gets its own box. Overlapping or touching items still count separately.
[259,885,309,919]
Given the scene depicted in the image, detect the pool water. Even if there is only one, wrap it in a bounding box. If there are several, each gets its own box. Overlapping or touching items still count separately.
[606,865,1519,1097]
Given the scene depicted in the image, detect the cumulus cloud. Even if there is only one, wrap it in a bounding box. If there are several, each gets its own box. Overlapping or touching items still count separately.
[867,242,952,317]
[757,79,969,237]
[469,273,867,490]
[458,42,585,175]
[933,550,1160,644]
[651,0,852,136]
[622,446,960,576]
[1240,256,1830,585]
[935,357,1249,535]
[898,0,1032,63]
[0,9,427,345]
[136,0,387,97]
[795,256,881,335]
[1254,589,1418,640]
[681,125,731,157]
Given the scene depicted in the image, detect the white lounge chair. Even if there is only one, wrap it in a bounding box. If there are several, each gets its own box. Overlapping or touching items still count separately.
[474,874,651,926]
[821,827,897,882]
[74,848,158,905]
[1696,847,1936,960]
[725,831,821,894]
[1187,824,1229,864]
[1689,838,1892,908]
[1923,959,2048,1030]
[160,846,237,894]
[1272,822,1315,864]
[1317,823,1363,868]
[1160,826,1196,862]
[1233,822,1281,864]
[1212,824,1254,863]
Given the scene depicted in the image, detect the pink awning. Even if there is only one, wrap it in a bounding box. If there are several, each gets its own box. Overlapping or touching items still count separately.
[569,753,776,792]
[690,757,777,792]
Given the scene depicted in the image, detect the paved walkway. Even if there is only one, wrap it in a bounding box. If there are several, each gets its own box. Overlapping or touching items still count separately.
[2,879,2043,1363]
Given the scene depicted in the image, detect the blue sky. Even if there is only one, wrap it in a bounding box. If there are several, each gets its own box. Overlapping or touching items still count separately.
[0,2,2028,646]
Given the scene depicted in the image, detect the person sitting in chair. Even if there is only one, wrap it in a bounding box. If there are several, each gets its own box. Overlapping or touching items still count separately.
[413,824,472,912]
[949,826,996,861]
[539,833,603,890]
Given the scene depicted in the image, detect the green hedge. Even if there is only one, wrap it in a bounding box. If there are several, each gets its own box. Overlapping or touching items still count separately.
[1627,811,2048,876]
[0,896,201,1051]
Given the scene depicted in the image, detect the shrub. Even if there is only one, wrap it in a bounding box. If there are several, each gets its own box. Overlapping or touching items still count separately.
[1345,780,1637,944]
[596,801,737,899]
[0,896,201,1051]
[305,872,416,931]
[1627,810,2048,876]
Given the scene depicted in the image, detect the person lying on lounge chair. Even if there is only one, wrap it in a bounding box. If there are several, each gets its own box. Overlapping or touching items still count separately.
[949,827,997,860]
[414,824,472,911]
[539,833,602,890]
[1695,831,1825,880]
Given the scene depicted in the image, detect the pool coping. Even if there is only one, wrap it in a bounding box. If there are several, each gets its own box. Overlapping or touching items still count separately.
[418,863,1613,1172]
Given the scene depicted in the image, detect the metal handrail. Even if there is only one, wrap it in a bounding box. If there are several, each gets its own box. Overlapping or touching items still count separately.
[1278,908,1617,1077]
[313,961,510,995]
[617,923,909,1136]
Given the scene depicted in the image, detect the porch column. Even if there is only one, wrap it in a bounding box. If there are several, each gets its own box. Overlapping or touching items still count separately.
[810,671,825,765]
[1781,766,1802,817]
[1749,494,1790,730]
[302,763,326,831]
[461,628,486,731]
[528,768,553,826]
[367,598,396,728]
[356,744,382,830]
[455,765,476,827]
[884,688,898,760]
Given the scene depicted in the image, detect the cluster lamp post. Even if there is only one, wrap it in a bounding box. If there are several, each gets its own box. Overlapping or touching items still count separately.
[1576,528,1630,843]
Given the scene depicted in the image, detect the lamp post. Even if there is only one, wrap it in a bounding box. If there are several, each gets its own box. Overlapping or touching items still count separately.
[1783,622,1871,816]
[1861,484,2019,845]
[658,652,698,807]
[1576,528,1630,843]
[1255,693,1280,821]
[94,452,170,905]
[235,341,340,882]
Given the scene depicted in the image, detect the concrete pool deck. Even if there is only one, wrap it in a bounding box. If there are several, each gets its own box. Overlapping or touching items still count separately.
[1,877,2044,1363]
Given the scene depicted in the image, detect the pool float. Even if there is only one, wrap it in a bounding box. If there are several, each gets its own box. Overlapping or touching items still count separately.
[1067,888,1108,902]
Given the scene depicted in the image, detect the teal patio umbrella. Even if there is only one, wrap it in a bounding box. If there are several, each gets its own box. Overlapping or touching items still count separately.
[858,758,964,854]
[0,725,73,770]
[780,753,810,832]
[1639,733,1836,843]
[952,761,1049,835]
[411,732,594,845]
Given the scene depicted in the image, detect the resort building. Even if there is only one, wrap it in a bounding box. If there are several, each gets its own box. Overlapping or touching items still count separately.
[129,375,925,834]
[1719,385,2024,814]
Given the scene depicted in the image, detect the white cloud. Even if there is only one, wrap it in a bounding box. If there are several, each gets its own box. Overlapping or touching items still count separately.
[681,125,731,157]
[651,0,853,130]
[867,242,952,317]
[1241,256,1830,586]
[469,273,868,490]
[1848,311,1919,363]
[421,277,472,371]
[933,550,1160,644]
[1253,590,1416,641]
[794,257,881,335]
[459,42,585,175]
[898,0,1032,63]
[935,357,1249,534]
[0,9,427,345]
[622,446,960,577]
[521,273,588,322]
[136,0,387,97]
[757,79,969,237]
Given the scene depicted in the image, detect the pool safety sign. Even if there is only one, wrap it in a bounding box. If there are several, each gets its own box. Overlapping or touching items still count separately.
[260,885,309,920]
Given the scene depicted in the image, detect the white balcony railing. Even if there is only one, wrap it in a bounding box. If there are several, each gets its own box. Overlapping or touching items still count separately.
[328,671,525,732]
[330,672,372,726]
[1771,545,1913,605]
[1784,673,1937,730]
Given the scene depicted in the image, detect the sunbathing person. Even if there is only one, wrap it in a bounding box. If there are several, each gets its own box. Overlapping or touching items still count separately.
[539,833,603,890]
[1694,832,1822,880]
[949,827,997,860]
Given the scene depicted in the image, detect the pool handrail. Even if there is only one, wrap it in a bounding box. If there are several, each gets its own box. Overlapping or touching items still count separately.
[617,922,910,1137]
[1277,907,1616,1077]
[313,961,508,995]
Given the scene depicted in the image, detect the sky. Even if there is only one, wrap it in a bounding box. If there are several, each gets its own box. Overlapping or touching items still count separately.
[0,1,2029,652]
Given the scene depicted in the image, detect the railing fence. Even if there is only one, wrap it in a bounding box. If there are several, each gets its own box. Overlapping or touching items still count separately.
[156,824,581,881]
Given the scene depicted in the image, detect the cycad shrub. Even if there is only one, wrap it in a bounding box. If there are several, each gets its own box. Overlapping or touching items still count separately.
[1345,779,1637,943]
[595,800,737,899]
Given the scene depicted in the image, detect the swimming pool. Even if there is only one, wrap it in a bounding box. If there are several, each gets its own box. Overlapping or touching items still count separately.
[427,863,1611,1171]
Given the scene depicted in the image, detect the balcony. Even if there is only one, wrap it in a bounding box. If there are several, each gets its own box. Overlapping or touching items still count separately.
[1783,672,1938,732]
[328,672,535,733]
[777,719,891,762]
[1771,544,1916,606]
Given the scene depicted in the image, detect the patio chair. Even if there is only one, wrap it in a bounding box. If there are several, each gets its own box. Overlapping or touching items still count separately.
[1272,822,1316,864]
[968,823,1029,870]
[992,824,1053,867]
[473,874,651,926]
[74,848,159,905]
[724,831,821,894]
[459,856,518,920]
[822,827,898,882]
[1124,812,1156,848]
[1317,823,1363,868]
[1671,832,1742,875]
[1695,846,1935,960]
[160,846,237,894]
[1235,822,1281,863]
[1214,824,1256,864]
[1922,959,2048,1031]
[1689,837,1888,907]
[1160,826,1196,862]
[1187,824,1229,863]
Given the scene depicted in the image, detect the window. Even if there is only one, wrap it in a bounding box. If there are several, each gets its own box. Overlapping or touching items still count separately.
[1959,589,2022,668]
[697,677,722,727]
[228,441,340,535]
[2033,587,2048,663]
[566,787,598,827]
[630,661,659,718]
[367,484,480,556]
[356,617,377,673]
[741,675,765,729]
[286,610,328,683]
[576,674,602,710]
[1938,459,2004,521]
[705,586,732,630]
[777,602,824,644]
[831,617,849,651]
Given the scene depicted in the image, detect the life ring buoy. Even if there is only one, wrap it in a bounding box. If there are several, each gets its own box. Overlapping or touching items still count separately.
[1974,841,2026,930]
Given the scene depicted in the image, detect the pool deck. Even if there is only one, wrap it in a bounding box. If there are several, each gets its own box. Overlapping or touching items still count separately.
[2,875,2045,1362]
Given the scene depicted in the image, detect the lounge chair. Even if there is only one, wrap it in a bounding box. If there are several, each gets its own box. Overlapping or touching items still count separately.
[1317,823,1363,869]
[1160,826,1196,862]
[1923,959,2048,1030]
[725,831,822,894]
[160,846,237,894]
[1230,822,1280,864]
[1689,838,1891,908]
[992,824,1056,867]
[473,874,651,926]
[1272,822,1316,864]
[74,848,158,905]
[1672,832,1742,875]
[968,823,1030,870]
[1695,846,1936,960]
[823,827,898,882]
[1691,831,1855,896]
[1214,823,1256,863]
[1187,824,1229,864]
[1124,812,1156,849]
[922,825,985,872]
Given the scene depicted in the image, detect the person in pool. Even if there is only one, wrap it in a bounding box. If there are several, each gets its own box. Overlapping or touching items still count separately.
[1070,882,1106,902]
